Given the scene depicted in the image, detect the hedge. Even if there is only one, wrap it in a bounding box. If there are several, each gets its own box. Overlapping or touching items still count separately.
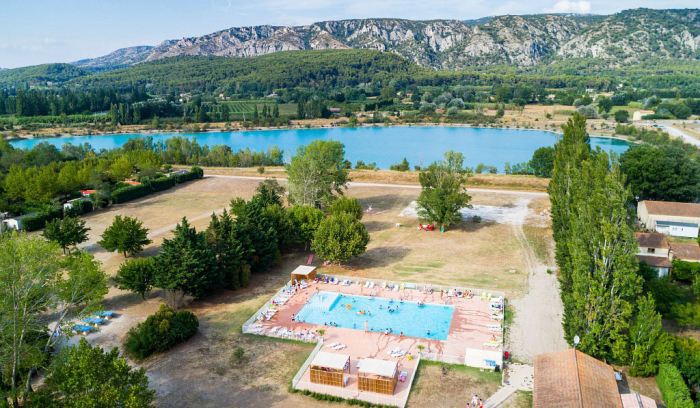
[656,363,694,408]
[111,184,151,204]
[112,168,203,204]
[150,176,176,192]
[290,388,394,408]
[65,199,93,217]
[22,207,62,231]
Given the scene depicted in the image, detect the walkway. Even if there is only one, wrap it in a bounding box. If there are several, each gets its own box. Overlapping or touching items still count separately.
[483,363,534,408]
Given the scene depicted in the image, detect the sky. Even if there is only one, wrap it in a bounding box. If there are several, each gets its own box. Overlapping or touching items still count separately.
[1,0,698,69]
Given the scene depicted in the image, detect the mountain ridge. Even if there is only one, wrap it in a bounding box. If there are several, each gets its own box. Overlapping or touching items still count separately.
[70,8,700,71]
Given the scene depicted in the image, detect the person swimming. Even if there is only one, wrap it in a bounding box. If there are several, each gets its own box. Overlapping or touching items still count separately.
[427,330,431,336]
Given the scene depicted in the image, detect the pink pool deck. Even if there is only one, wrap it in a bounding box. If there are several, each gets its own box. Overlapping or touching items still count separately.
[249,280,503,406]
[264,281,502,358]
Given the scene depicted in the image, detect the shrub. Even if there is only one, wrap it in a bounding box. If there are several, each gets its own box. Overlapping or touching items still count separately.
[328,197,363,221]
[124,304,198,359]
[65,199,93,217]
[22,207,62,231]
[673,336,700,388]
[150,176,176,192]
[112,184,151,204]
[656,363,694,408]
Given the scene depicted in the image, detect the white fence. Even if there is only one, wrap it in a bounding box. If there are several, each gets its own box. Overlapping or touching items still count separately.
[317,273,506,299]
[241,280,293,334]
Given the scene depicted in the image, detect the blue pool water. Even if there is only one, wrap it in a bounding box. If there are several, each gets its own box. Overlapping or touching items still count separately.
[10,126,630,173]
[295,291,454,341]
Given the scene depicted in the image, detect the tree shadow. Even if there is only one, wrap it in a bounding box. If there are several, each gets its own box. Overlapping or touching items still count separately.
[363,220,395,233]
[350,245,411,269]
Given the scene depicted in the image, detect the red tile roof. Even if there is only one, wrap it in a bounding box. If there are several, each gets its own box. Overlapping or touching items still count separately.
[534,349,622,408]
[670,243,700,261]
[642,201,700,218]
[637,255,672,268]
[635,233,668,249]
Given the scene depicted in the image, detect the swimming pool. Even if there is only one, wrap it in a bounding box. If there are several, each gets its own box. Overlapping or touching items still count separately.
[295,291,455,341]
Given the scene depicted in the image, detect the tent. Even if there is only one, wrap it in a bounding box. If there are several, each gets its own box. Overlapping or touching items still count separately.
[291,265,317,282]
[357,358,398,395]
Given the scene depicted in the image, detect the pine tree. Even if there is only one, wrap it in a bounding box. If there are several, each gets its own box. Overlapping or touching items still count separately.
[206,210,247,290]
[154,217,218,299]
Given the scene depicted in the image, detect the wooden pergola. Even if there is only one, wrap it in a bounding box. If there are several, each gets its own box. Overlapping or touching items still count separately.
[309,351,351,388]
[291,265,317,283]
[357,358,398,395]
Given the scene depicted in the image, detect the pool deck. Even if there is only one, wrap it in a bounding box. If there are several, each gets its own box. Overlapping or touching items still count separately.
[249,280,503,407]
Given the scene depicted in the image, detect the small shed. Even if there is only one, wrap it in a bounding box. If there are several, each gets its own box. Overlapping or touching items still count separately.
[291,265,317,282]
[357,358,398,395]
[309,351,350,387]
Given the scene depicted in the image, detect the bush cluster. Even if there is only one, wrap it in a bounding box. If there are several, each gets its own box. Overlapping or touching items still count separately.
[656,363,695,408]
[112,167,203,204]
[124,304,199,359]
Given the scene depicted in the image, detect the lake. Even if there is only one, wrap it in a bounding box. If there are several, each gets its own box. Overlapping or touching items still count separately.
[11,126,630,172]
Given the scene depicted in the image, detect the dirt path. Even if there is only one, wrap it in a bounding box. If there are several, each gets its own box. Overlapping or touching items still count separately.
[508,211,568,363]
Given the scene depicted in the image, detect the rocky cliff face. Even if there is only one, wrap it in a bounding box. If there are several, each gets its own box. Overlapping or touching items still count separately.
[73,8,700,70]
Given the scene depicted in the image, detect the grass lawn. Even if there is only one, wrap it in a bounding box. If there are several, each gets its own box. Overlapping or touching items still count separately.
[407,360,501,408]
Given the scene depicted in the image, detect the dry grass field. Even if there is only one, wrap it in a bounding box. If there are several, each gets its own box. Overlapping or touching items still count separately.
[76,175,549,407]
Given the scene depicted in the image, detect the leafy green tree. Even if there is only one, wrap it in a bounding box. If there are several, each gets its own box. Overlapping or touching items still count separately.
[154,217,218,301]
[596,96,613,113]
[42,216,90,254]
[529,146,554,178]
[311,213,369,264]
[114,257,155,299]
[416,151,472,228]
[328,197,363,221]
[109,156,134,181]
[287,140,349,207]
[672,336,700,388]
[629,294,674,377]
[614,109,629,123]
[620,145,700,202]
[30,338,154,408]
[563,149,643,361]
[549,113,591,309]
[230,196,280,272]
[98,215,152,258]
[288,205,326,250]
[0,234,107,407]
[390,157,410,171]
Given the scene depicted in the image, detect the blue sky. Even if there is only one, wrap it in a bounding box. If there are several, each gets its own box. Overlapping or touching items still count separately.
[1,0,697,68]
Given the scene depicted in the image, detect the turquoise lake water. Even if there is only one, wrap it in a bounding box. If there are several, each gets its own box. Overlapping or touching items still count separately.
[11,126,630,172]
[295,291,454,341]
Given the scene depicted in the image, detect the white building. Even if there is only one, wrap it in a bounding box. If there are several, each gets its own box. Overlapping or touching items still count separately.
[635,232,672,277]
[637,201,700,238]
[2,212,38,231]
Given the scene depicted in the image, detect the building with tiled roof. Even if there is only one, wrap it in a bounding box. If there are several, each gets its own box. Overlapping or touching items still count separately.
[534,349,622,408]
[635,232,671,277]
[670,242,700,262]
[638,201,700,238]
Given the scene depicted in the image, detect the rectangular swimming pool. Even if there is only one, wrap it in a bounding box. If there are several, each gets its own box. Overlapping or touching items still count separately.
[295,291,455,341]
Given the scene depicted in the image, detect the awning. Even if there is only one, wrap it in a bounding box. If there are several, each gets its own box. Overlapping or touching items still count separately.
[291,265,317,281]
[358,358,397,378]
[311,352,350,370]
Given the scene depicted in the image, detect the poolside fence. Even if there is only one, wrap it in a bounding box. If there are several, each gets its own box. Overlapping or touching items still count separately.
[316,274,506,301]
[241,280,294,334]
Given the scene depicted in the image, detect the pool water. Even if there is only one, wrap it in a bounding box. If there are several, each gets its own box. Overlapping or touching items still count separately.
[295,291,454,341]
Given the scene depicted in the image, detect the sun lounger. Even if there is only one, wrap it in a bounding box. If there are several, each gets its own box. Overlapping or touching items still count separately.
[400,283,405,291]
[269,327,280,334]
[94,311,115,319]
[405,283,415,289]
[381,282,387,289]
[82,317,104,326]
[72,324,93,335]
[369,282,375,289]
[490,314,504,320]
[326,342,340,348]
[364,281,370,288]
[393,285,399,291]
[484,342,501,349]
[332,344,346,350]
[386,347,400,355]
